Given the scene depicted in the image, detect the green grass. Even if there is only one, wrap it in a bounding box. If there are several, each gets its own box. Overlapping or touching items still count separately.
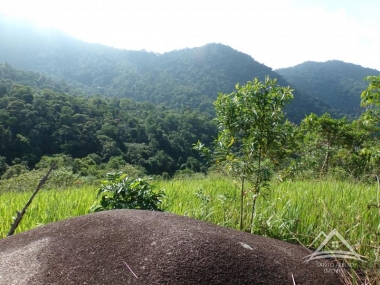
[1,175,379,277]
[158,176,380,270]
[0,185,97,237]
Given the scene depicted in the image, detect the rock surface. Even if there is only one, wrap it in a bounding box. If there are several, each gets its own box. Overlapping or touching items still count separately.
[0,210,344,284]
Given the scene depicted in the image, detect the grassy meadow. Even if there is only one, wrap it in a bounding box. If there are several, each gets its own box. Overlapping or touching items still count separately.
[1,174,379,276]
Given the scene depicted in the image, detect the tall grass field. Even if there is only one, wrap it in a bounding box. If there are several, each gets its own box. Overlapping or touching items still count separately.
[1,175,379,276]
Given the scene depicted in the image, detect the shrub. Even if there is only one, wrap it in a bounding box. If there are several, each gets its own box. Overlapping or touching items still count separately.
[1,164,29,180]
[89,172,165,212]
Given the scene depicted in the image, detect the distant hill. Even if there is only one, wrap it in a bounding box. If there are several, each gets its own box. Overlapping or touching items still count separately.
[0,15,333,123]
[277,60,380,118]
[0,62,84,95]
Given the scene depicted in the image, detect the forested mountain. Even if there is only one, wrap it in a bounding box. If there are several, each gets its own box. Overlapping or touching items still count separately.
[0,68,216,176]
[1,15,379,181]
[277,61,380,117]
[0,62,84,95]
[0,15,332,123]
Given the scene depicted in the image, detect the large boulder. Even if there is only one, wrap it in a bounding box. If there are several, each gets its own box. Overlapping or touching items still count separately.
[0,210,343,284]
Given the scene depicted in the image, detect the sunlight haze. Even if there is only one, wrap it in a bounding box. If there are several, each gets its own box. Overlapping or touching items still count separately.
[0,0,379,70]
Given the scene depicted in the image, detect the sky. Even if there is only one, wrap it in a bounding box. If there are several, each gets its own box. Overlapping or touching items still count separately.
[0,0,379,70]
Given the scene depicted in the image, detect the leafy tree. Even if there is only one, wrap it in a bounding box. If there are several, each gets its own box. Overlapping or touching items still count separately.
[195,77,293,231]
[298,113,369,178]
[360,75,380,126]
[301,113,348,174]
[0,84,7,97]
[361,75,380,106]
[10,85,34,104]
[358,75,380,177]
[0,156,8,176]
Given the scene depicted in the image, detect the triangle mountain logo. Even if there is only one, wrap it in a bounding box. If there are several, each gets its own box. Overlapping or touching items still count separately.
[303,229,366,263]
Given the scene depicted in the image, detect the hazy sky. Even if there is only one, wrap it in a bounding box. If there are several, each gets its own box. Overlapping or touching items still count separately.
[0,0,379,70]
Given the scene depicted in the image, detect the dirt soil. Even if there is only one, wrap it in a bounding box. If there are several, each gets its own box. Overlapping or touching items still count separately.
[0,209,345,284]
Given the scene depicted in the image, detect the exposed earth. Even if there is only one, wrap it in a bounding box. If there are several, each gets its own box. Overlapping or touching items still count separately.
[0,210,345,284]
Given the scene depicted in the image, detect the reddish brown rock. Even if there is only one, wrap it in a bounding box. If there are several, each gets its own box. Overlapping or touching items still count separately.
[0,210,344,284]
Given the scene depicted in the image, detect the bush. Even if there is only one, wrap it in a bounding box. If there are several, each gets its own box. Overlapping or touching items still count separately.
[0,169,46,193]
[1,164,28,180]
[46,168,83,189]
[89,172,165,212]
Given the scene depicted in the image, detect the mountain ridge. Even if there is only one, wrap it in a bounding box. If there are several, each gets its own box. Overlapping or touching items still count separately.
[277,60,380,117]
[0,15,342,122]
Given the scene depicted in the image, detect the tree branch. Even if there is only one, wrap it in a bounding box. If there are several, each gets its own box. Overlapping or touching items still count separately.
[7,163,56,237]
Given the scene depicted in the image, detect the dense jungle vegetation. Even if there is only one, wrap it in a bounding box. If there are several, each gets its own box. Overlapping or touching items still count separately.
[0,68,216,177]
[1,16,379,181]
[1,63,379,182]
